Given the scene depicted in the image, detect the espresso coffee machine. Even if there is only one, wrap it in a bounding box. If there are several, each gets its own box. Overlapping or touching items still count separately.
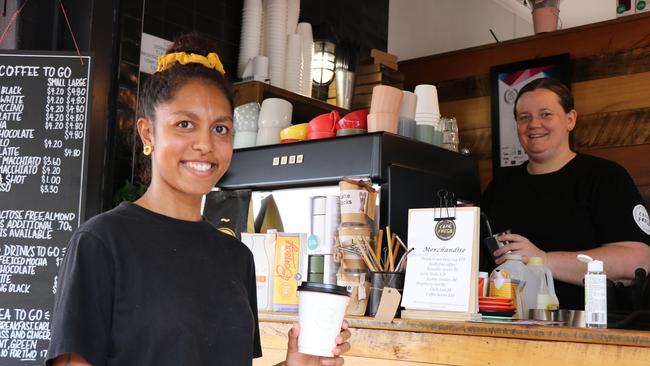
[217,132,480,244]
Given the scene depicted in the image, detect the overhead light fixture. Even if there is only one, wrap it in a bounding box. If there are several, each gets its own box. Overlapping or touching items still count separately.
[312,40,336,85]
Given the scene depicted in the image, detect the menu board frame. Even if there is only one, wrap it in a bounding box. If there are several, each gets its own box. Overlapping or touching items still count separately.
[0,50,93,365]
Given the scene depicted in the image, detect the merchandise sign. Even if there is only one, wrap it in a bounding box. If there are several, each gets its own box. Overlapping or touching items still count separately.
[402,207,480,313]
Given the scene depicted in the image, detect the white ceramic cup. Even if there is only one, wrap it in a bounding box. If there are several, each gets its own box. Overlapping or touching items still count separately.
[414,84,440,115]
[233,131,258,149]
[298,282,350,357]
[234,102,261,132]
[258,98,293,129]
[256,127,282,146]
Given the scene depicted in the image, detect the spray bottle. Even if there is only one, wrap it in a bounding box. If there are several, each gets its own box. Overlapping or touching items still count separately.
[577,254,607,328]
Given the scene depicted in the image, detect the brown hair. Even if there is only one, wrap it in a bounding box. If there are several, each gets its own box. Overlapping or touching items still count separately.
[137,32,234,121]
[513,77,574,118]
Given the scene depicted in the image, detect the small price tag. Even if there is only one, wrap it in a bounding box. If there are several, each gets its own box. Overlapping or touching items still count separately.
[373,287,401,323]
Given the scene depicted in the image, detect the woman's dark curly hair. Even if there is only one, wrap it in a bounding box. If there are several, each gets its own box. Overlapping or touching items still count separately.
[137,32,234,121]
[134,33,234,186]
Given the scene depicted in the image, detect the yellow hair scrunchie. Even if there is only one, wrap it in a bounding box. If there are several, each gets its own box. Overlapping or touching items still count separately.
[156,52,226,75]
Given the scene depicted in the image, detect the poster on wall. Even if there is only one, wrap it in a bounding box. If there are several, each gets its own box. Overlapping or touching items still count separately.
[139,33,173,75]
[489,53,570,175]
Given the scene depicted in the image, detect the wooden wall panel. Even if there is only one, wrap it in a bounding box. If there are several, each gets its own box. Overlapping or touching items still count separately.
[400,13,650,201]
[573,72,650,115]
[400,13,650,87]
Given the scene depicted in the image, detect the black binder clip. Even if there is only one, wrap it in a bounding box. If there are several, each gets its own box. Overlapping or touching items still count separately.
[434,189,456,222]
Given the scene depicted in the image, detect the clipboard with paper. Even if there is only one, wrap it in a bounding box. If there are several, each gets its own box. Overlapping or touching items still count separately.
[401,190,481,321]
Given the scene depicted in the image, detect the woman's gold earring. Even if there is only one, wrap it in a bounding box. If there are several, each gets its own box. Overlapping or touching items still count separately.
[143,145,153,156]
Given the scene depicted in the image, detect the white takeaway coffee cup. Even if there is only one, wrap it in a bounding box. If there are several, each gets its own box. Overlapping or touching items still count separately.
[297,282,350,357]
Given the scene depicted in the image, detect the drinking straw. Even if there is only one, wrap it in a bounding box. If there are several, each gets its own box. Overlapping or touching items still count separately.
[392,234,400,266]
[386,227,395,272]
[354,238,377,272]
[395,234,408,251]
[375,229,383,264]
[362,237,383,271]
[395,248,414,272]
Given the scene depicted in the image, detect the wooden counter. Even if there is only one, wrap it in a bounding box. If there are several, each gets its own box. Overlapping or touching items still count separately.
[255,312,650,366]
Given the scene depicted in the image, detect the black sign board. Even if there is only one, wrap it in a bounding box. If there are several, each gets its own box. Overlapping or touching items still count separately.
[0,51,92,365]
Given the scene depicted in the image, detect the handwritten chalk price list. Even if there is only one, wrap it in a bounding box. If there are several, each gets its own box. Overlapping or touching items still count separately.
[0,52,92,365]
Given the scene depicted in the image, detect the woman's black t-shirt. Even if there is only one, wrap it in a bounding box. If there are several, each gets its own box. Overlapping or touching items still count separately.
[481,154,650,309]
[47,202,262,365]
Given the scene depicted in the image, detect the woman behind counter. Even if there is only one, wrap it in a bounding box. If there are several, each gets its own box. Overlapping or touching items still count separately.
[482,77,650,310]
[46,33,350,366]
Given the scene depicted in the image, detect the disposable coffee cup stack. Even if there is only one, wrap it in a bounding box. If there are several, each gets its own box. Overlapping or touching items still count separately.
[367,85,403,134]
[414,84,441,145]
[397,90,417,138]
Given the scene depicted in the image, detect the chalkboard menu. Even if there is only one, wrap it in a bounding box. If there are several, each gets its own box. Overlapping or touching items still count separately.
[0,51,92,365]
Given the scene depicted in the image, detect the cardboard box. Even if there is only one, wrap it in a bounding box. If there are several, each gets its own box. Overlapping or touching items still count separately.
[355,71,404,86]
[273,233,306,312]
[241,233,276,311]
[370,49,399,70]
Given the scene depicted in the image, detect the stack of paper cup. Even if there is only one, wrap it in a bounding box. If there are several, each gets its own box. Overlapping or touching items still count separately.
[286,0,300,34]
[414,84,441,144]
[398,90,417,138]
[284,34,303,94]
[264,0,287,88]
[296,23,314,97]
[368,85,403,134]
[237,0,264,78]
[256,98,293,146]
[233,102,260,149]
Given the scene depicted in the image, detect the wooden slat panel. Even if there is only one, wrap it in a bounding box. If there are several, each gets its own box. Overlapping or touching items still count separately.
[259,313,650,347]
[573,109,650,149]
[439,72,650,139]
[424,46,650,103]
[258,322,650,366]
[584,144,650,187]
[439,97,491,131]
[434,74,490,102]
[573,72,650,116]
[400,13,650,87]
[255,348,437,366]
[571,45,650,83]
